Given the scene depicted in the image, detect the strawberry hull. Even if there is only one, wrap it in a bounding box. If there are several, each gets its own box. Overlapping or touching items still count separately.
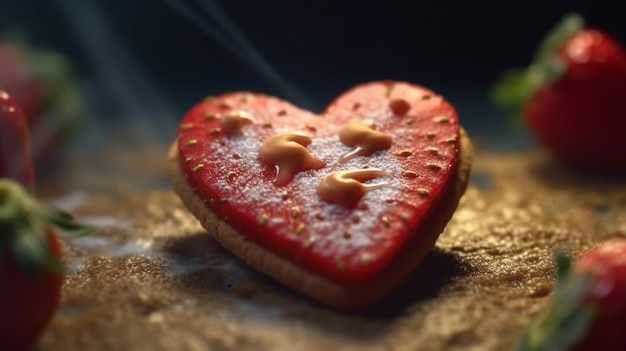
[175,81,467,297]
[0,179,93,349]
[526,30,626,172]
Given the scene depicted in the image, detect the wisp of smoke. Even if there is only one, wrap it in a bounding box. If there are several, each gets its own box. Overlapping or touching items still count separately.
[162,0,312,107]
[44,0,309,149]
[50,0,178,147]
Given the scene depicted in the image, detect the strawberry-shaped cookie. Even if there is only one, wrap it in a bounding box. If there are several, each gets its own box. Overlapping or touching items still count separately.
[515,239,626,350]
[492,14,626,172]
[168,81,473,309]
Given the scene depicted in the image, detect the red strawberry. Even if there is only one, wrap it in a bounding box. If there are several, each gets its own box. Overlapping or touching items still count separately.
[0,42,45,126]
[515,239,626,350]
[0,88,35,189]
[0,39,84,174]
[572,238,626,350]
[0,179,93,351]
[170,81,473,308]
[492,14,626,172]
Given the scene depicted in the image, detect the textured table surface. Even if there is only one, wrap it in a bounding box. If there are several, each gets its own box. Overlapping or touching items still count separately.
[34,141,626,351]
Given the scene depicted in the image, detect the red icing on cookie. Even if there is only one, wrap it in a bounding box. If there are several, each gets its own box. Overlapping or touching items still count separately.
[177,81,461,285]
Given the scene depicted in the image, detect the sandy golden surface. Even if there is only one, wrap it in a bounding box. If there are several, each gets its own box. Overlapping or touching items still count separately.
[34,141,626,351]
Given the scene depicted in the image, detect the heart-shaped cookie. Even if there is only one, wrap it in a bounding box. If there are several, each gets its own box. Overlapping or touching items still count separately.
[168,81,473,309]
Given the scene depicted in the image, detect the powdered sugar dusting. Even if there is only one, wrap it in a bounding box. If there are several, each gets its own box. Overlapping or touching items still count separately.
[178,82,461,280]
[201,124,408,261]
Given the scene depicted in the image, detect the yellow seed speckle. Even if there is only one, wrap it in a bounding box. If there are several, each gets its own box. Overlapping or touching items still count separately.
[205,113,217,120]
[427,163,442,170]
[425,146,442,155]
[361,253,372,265]
[259,215,269,225]
[220,198,228,203]
[204,96,216,103]
[401,214,409,222]
[384,84,393,97]
[277,109,287,116]
[210,128,221,135]
[417,188,430,195]
[291,207,300,218]
[184,157,193,163]
[303,238,315,249]
[403,170,418,179]
[219,102,231,109]
[445,136,457,144]
[186,139,198,146]
[295,224,305,235]
[305,124,317,132]
[405,119,414,126]
[180,123,193,130]
[426,132,436,139]
[395,150,412,157]
[352,102,362,110]
[281,191,290,200]
[337,261,347,271]
[262,122,273,128]
[434,116,451,123]
[192,164,204,172]
[382,216,391,228]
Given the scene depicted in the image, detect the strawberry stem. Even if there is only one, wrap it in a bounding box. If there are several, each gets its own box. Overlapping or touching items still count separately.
[0,179,94,278]
[533,14,585,65]
[514,250,596,351]
[491,13,585,119]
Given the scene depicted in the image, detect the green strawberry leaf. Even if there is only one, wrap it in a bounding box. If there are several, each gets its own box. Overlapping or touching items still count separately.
[514,250,596,351]
[46,207,95,239]
[0,179,95,278]
[490,69,534,107]
[491,13,584,122]
[10,221,49,278]
[534,14,585,63]
[555,249,571,280]
[43,248,64,275]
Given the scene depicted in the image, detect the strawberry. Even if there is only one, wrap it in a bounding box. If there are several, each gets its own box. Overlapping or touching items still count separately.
[492,14,626,172]
[515,238,626,350]
[0,179,93,351]
[171,81,472,308]
[0,42,45,127]
[0,38,84,175]
[0,88,35,189]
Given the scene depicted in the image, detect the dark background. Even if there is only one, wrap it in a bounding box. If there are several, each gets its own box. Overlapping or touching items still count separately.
[1,0,625,143]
